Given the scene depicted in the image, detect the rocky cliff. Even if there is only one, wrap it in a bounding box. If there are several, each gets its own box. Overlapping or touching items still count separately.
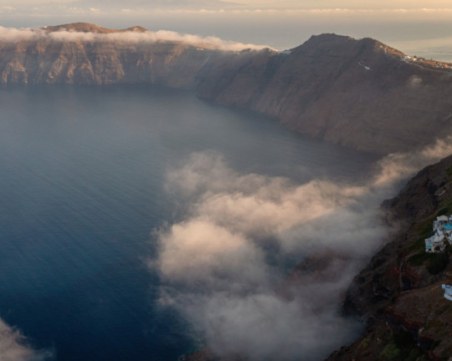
[2,23,452,155]
[0,22,255,88]
[327,155,452,361]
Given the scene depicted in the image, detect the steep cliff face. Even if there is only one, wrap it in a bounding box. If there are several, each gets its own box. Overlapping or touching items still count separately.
[327,156,452,361]
[0,23,244,88]
[0,40,216,88]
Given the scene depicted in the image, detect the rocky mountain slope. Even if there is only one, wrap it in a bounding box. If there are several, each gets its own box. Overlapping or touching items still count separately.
[327,155,452,361]
[197,34,452,155]
[2,23,452,155]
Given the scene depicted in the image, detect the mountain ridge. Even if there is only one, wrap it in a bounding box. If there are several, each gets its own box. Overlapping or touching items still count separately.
[1,23,452,155]
[196,32,452,155]
[43,22,148,34]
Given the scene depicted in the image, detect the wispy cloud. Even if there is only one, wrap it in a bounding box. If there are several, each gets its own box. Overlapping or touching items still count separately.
[6,0,452,20]
[0,319,50,361]
[0,25,271,51]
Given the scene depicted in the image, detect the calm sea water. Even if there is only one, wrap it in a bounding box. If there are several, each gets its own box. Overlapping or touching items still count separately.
[0,86,376,361]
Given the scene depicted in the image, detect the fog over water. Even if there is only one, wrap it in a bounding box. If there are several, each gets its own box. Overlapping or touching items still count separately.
[0,86,450,361]
[155,138,452,361]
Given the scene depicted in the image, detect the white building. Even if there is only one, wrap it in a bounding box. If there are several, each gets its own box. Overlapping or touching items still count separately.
[442,284,452,301]
[425,215,452,253]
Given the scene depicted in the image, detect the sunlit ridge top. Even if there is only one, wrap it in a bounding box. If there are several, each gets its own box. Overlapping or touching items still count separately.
[43,22,147,34]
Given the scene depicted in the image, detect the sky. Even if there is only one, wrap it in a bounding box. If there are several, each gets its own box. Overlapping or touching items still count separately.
[1,1,452,59]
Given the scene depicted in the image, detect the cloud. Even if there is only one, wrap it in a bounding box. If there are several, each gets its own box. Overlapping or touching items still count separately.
[156,153,380,360]
[0,319,50,361]
[157,219,267,288]
[0,25,270,51]
[227,0,452,10]
[1,0,75,5]
[372,135,452,187]
[176,292,361,361]
[154,135,452,361]
[12,0,452,12]
[0,27,37,41]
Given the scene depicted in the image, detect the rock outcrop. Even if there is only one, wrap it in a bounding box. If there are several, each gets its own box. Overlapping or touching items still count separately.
[327,155,452,361]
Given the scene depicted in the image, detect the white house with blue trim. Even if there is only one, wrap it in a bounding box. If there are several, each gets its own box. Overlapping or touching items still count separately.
[425,215,452,253]
[442,284,452,301]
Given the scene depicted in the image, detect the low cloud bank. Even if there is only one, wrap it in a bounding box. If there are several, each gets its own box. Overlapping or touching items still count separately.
[0,319,49,361]
[0,26,271,52]
[154,136,452,361]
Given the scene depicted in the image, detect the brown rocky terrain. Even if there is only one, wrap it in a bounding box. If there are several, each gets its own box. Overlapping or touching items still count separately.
[327,155,452,361]
[1,24,452,155]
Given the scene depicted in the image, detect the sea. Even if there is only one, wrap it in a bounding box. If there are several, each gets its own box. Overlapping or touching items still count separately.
[0,86,377,361]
